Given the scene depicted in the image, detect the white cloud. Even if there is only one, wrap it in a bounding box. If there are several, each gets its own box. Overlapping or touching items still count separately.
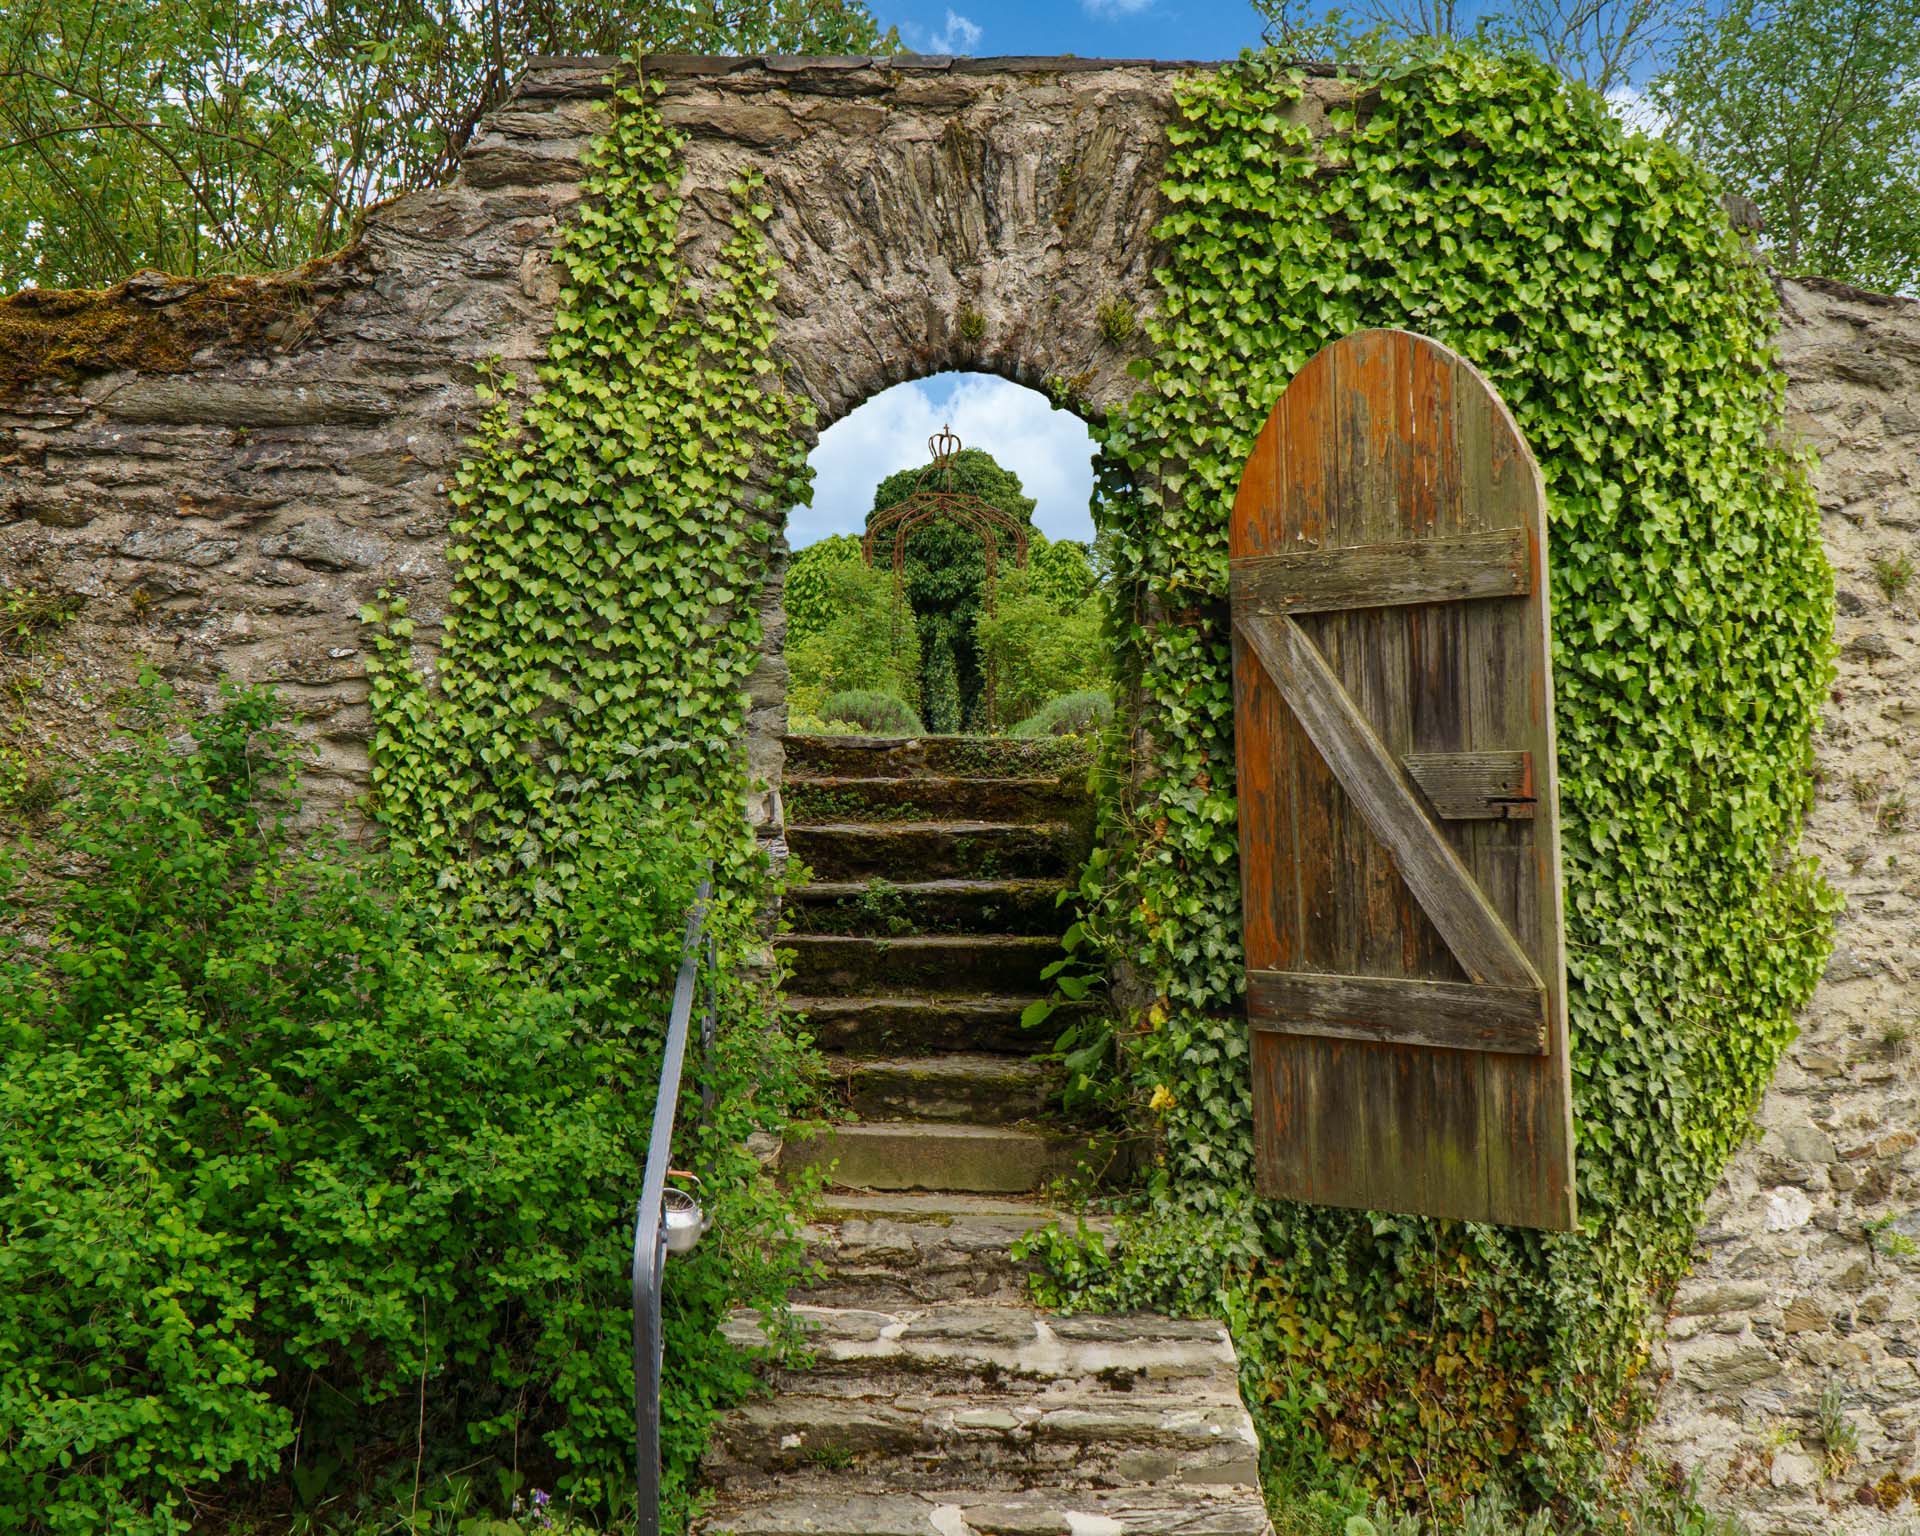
[1605,84,1664,136]
[904,9,983,54]
[1082,0,1153,16]
[792,374,1098,550]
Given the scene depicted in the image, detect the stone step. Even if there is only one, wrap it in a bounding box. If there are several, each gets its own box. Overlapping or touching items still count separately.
[787,821,1082,882]
[788,877,1072,937]
[783,733,1095,783]
[787,774,1088,827]
[698,1484,1274,1534]
[702,1384,1262,1493]
[784,934,1063,994]
[791,994,1084,1056]
[828,1053,1061,1125]
[781,1121,1100,1195]
[723,1304,1239,1392]
[797,1193,1066,1306]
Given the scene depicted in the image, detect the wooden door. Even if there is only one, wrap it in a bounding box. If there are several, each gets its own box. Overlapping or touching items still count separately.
[1230,329,1575,1231]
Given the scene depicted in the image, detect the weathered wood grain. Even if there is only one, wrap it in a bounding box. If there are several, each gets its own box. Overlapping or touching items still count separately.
[1229,531,1530,615]
[1228,327,1577,1231]
[1248,970,1546,1054]
[1233,611,1542,992]
[1402,750,1535,819]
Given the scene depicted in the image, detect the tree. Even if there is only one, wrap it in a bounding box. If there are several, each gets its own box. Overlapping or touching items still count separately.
[865,447,1038,734]
[785,558,919,723]
[783,533,863,650]
[973,568,1107,732]
[0,0,897,292]
[1257,0,1673,95]
[1652,0,1920,294]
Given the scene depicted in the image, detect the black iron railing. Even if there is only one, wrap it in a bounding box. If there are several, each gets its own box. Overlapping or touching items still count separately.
[630,876,717,1536]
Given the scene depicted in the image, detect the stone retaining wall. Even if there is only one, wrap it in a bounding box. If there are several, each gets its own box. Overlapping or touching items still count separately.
[1641,276,1920,1535]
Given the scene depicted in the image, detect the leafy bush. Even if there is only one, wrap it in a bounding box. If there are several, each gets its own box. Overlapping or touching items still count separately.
[816,689,924,735]
[1027,534,1099,608]
[0,682,816,1534]
[785,558,920,721]
[974,568,1109,730]
[1010,689,1113,739]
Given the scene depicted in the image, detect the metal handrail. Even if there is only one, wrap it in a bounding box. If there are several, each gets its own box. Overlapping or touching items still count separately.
[630,875,715,1536]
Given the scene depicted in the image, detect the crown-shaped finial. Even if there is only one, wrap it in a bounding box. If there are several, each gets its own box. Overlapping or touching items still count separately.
[928,423,962,466]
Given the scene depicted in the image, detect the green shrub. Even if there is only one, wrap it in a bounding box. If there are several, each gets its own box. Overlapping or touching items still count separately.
[974,568,1109,730]
[817,688,924,735]
[1028,534,1099,608]
[0,681,816,1534]
[786,559,920,721]
[1011,689,1113,738]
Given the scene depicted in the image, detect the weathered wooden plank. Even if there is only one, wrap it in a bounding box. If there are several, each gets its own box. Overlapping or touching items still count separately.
[1403,751,1536,820]
[1455,352,1578,1231]
[1249,970,1547,1054]
[1233,611,1542,992]
[1229,530,1531,616]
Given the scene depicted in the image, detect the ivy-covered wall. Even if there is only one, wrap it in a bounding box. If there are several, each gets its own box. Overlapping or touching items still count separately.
[1063,45,1837,1517]
[0,45,1897,1529]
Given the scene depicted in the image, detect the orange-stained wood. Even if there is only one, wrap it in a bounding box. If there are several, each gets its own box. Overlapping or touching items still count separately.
[1230,328,1576,1231]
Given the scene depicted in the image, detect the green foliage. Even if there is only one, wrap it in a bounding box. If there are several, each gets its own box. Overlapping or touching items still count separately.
[348,73,830,1532]
[1010,689,1114,739]
[0,0,897,290]
[816,689,925,735]
[867,447,1038,732]
[784,533,865,648]
[362,72,809,931]
[974,567,1109,731]
[1049,40,1836,1519]
[1028,534,1100,607]
[785,557,920,720]
[0,682,815,1534]
[1653,0,1920,294]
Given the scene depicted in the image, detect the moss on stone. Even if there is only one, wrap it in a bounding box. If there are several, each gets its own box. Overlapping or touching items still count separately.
[0,252,355,407]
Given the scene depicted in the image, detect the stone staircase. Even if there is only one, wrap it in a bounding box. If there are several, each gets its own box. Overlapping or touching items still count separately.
[693,735,1272,1536]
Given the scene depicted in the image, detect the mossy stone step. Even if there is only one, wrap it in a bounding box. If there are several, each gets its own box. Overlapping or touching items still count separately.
[702,1383,1261,1491]
[780,1120,1100,1195]
[797,1193,1071,1307]
[787,821,1082,882]
[783,732,1095,783]
[786,773,1088,827]
[789,993,1085,1056]
[784,933,1063,993]
[788,877,1071,937]
[697,1485,1273,1535]
[828,1052,1060,1124]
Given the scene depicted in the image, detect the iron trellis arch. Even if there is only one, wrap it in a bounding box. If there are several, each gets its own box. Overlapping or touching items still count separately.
[860,426,1033,726]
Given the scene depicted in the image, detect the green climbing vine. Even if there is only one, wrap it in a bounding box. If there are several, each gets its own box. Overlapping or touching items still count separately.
[363,72,812,927]
[1034,41,1838,1520]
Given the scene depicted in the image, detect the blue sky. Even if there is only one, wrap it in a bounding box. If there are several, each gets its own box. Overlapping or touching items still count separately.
[876,0,1269,59]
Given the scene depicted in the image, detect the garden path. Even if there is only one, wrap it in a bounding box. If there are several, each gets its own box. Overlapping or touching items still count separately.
[694,734,1274,1534]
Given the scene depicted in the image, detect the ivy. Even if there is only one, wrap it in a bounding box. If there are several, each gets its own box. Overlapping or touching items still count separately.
[362,71,811,927]
[1061,42,1837,1517]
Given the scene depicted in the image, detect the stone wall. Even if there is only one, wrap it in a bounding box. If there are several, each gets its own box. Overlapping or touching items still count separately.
[1641,277,1920,1535]
[2,55,1917,1535]
[2,54,1345,824]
